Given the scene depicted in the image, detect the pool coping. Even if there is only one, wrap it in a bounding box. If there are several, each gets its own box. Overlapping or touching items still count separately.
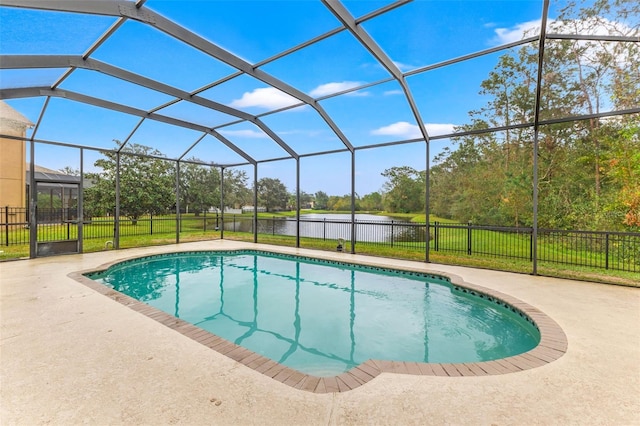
[68,249,568,393]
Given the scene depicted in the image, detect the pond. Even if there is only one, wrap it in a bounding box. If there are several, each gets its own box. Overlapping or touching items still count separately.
[223,213,427,244]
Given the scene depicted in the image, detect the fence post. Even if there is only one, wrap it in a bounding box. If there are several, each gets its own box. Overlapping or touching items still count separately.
[530,229,533,261]
[150,213,153,235]
[204,210,207,232]
[67,221,70,240]
[354,219,357,250]
[390,220,394,247]
[434,221,438,251]
[5,206,9,247]
[323,218,326,241]
[605,232,609,270]
[273,216,276,235]
[467,221,472,255]
[233,214,236,232]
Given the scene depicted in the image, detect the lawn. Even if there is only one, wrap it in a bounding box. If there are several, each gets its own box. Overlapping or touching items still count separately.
[1,213,637,287]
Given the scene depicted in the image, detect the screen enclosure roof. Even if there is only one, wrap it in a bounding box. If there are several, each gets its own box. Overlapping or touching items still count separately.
[1,0,638,169]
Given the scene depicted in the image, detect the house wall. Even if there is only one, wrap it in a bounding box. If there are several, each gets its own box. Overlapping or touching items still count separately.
[0,103,31,225]
[0,134,27,209]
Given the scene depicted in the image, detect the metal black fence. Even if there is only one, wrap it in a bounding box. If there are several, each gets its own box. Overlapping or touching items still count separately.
[537,228,639,271]
[0,207,222,246]
[1,206,28,246]
[2,207,639,274]
[220,215,638,273]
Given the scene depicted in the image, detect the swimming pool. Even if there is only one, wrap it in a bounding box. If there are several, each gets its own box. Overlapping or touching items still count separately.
[85,250,544,378]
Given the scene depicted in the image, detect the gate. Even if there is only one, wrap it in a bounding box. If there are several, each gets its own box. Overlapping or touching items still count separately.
[33,180,81,257]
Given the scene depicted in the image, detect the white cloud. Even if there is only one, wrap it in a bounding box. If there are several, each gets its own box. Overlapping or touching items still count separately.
[493,16,636,46]
[372,121,421,138]
[383,89,403,96]
[230,87,300,109]
[219,129,268,139]
[548,16,636,37]
[493,16,637,67]
[371,121,456,138]
[425,123,456,136]
[309,81,364,97]
[493,19,542,44]
[557,17,638,67]
[392,61,415,72]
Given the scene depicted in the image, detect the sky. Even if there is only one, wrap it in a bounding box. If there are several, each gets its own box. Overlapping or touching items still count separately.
[0,0,576,196]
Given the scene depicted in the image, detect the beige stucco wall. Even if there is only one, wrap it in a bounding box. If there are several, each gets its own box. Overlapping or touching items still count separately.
[0,135,27,208]
[0,101,32,222]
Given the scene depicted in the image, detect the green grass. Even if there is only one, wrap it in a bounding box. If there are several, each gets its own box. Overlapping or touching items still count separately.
[0,214,221,260]
[2,215,637,287]
[220,231,638,287]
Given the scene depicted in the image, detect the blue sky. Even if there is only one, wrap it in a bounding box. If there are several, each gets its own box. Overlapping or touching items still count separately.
[1,0,558,195]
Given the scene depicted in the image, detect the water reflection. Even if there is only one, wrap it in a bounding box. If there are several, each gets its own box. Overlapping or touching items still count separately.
[95,252,539,376]
[223,214,427,244]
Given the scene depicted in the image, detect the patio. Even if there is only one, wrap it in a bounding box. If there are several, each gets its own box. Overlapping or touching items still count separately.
[1,240,638,425]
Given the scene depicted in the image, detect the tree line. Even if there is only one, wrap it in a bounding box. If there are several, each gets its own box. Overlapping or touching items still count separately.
[80,141,395,222]
[428,0,639,231]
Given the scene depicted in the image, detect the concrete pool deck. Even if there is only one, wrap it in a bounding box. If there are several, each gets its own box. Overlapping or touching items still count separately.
[1,240,639,425]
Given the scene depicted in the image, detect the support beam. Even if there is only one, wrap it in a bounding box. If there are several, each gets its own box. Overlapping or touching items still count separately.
[252,118,299,160]
[118,118,145,153]
[425,141,430,263]
[78,148,84,253]
[115,152,121,249]
[531,0,551,276]
[1,55,258,121]
[178,133,208,161]
[1,87,257,166]
[29,139,36,259]
[1,55,288,161]
[350,150,356,254]
[175,161,181,244]
[323,0,431,257]
[322,0,402,80]
[405,37,539,77]
[296,159,300,248]
[253,164,258,244]
[28,97,50,258]
[1,0,354,152]
[547,33,640,42]
[220,167,225,240]
[322,0,428,157]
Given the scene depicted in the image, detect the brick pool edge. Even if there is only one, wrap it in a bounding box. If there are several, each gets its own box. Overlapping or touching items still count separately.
[69,249,568,393]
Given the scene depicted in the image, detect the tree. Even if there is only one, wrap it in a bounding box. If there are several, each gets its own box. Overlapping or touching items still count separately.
[314,191,329,210]
[84,142,174,223]
[545,0,640,201]
[287,191,314,210]
[221,168,251,208]
[381,166,424,213]
[601,121,640,228]
[256,178,289,212]
[428,0,639,230]
[360,192,383,211]
[179,162,250,212]
[179,160,219,215]
[58,166,80,176]
[327,194,358,211]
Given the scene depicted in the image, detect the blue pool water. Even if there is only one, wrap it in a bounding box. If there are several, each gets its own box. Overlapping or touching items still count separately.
[89,250,540,376]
